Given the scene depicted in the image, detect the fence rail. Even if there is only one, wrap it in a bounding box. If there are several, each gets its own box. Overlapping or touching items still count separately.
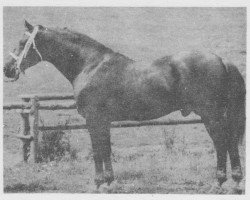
[3,93,203,163]
[3,102,30,110]
[40,119,202,131]
[4,101,76,110]
[19,93,74,101]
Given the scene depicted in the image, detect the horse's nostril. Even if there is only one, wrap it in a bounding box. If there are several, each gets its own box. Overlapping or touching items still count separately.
[4,63,16,78]
[3,64,9,75]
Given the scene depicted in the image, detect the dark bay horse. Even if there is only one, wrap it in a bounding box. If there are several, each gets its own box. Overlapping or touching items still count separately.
[4,21,245,193]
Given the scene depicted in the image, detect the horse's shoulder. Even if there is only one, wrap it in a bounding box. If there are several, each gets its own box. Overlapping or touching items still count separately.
[73,53,129,94]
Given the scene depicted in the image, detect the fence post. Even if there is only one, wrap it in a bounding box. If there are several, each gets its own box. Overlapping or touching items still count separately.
[29,96,39,163]
[17,97,32,162]
[18,111,30,162]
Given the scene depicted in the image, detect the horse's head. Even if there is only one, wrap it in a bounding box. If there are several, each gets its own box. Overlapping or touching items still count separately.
[4,20,45,81]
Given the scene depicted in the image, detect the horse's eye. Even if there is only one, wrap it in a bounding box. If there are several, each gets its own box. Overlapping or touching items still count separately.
[19,41,26,48]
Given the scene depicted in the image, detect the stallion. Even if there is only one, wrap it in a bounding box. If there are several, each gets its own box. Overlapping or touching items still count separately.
[4,21,245,193]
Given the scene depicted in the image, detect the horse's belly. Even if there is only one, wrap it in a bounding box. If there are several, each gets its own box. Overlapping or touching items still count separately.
[106,93,177,121]
[109,105,172,121]
[121,107,173,121]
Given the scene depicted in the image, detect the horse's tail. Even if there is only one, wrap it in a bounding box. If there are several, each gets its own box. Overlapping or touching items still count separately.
[224,62,246,144]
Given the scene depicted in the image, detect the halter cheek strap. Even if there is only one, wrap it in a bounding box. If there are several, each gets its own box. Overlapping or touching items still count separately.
[9,26,43,73]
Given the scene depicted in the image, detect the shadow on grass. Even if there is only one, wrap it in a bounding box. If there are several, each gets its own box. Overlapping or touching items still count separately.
[116,170,144,182]
[4,182,57,193]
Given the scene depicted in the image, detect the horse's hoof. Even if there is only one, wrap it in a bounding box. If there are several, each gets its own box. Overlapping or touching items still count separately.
[234,188,243,195]
[87,184,101,193]
[98,180,117,193]
[226,183,244,195]
[208,184,224,194]
[226,188,242,195]
[98,183,110,193]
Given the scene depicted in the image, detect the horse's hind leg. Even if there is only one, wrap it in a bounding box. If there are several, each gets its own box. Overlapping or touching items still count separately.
[225,61,245,193]
[227,135,243,194]
[227,106,245,193]
[87,114,114,189]
[202,112,228,193]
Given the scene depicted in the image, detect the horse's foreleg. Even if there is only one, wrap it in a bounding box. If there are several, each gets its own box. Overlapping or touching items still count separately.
[101,130,114,185]
[87,116,113,189]
[88,125,105,188]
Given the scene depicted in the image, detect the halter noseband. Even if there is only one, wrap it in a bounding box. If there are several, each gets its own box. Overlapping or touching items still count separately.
[9,26,43,74]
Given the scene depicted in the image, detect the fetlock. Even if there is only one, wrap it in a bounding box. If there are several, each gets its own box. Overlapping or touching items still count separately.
[104,171,114,185]
[232,167,243,183]
[95,174,105,189]
[217,170,227,186]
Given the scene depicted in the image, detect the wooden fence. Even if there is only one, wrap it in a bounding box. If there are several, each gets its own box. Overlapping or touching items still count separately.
[3,93,203,163]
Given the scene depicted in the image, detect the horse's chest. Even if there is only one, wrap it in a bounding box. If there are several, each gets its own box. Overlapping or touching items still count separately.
[73,69,121,115]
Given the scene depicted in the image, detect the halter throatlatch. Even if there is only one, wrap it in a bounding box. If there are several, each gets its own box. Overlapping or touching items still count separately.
[9,26,43,74]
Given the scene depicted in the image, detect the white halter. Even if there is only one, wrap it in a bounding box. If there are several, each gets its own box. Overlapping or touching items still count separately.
[9,26,43,73]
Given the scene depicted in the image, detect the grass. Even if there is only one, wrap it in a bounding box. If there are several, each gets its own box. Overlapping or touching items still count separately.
[3,121,245,193]
[37,118,78,162]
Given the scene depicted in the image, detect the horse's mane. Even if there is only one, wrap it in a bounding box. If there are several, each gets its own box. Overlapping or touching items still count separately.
[49,26,113,54]
[46,26,133,62]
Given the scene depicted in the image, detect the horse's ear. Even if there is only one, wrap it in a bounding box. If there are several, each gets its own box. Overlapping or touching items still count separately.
[24,20,34,32]
[38,25,45,31]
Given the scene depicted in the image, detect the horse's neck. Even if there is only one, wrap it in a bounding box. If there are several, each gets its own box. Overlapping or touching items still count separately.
[41,35,110,83]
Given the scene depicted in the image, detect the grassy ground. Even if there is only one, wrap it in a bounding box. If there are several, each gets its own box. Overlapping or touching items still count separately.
[3,7,246,193]
[3,118,246,193]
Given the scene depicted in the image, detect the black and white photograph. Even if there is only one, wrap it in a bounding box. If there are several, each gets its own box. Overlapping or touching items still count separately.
[2,2,247,196]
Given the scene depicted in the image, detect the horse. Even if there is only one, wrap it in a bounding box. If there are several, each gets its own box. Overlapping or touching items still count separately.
[4,21,245,194]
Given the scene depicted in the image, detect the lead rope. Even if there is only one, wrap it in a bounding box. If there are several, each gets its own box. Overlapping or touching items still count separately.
[9,26,43,73]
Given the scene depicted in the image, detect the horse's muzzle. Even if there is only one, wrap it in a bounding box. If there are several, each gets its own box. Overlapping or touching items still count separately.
[3,62,20,82]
